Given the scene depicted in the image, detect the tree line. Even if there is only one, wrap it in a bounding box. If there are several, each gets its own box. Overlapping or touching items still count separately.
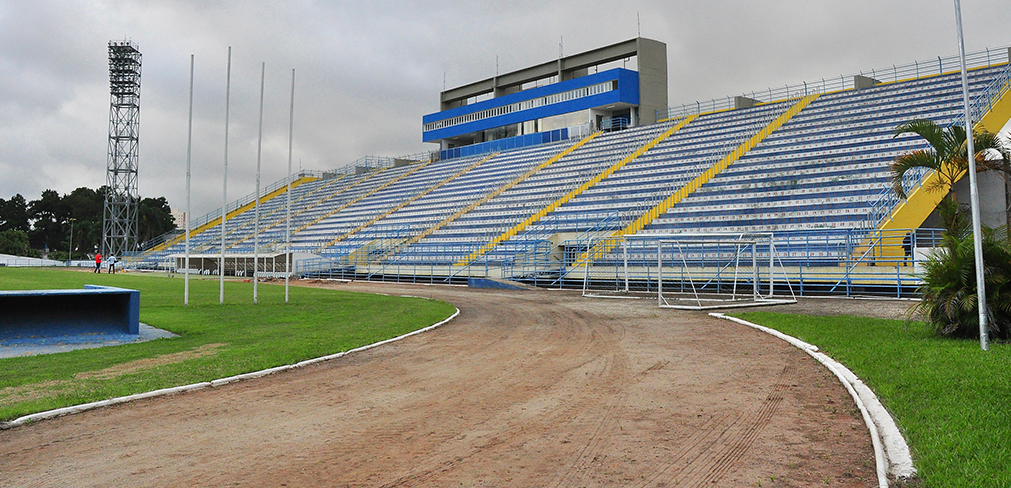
[0,187,176,259]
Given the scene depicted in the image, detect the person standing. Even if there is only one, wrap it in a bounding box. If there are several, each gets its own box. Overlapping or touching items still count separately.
[108,255,117,274]
[902,232,913,266]
[94,252,102,273]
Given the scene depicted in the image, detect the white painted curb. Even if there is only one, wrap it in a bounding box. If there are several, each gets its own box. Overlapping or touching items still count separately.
[711,313,916,487]
[1,306,460,429]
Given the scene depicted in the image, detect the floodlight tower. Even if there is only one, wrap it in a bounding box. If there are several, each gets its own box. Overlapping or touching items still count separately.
[102,40,142,257]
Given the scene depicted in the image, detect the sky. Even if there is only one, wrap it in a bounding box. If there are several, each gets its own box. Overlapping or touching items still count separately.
[1,0,1010,219]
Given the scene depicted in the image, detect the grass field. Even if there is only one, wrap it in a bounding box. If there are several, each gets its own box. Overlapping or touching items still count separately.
[0,267,456,421]
[736,311,1010,488]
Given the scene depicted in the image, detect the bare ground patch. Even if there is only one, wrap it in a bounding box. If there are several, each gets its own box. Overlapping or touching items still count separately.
[74,343,226,380]
[0,343,226,406]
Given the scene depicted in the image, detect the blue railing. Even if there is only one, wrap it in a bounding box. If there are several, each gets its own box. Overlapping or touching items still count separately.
[439,125,589,161]
[292,228,943,296]
[600,117,629,131]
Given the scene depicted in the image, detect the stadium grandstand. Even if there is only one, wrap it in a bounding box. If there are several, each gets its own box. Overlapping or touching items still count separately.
[131,39,1011,297]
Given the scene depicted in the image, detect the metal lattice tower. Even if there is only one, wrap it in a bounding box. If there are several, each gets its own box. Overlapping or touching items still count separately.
[102,40,142,257]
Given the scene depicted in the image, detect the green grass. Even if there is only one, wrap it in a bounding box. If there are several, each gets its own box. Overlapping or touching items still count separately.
[0,267,456,421]
[735,311,1011,488]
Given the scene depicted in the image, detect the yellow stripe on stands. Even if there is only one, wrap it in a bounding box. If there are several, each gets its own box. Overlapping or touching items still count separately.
[456,116,698,266]
[234,162,429,251]
[148,176,317,253]
[394,131,603,252]
[977,75,1011,134]
[193,174,352,253]
[584,93,821,263]
[242,174,348,236]
[327,152,500,247]
[292,168,388,234]
[302,160,435,245]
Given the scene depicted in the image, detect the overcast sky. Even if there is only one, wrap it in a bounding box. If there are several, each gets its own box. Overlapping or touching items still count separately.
[2,0,1010,218]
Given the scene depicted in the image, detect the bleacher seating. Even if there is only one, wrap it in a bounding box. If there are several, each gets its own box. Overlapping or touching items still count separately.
[407,123,675,263]
[504,99,794,244]
[643,66,1006,235]
[136,57,1010,280]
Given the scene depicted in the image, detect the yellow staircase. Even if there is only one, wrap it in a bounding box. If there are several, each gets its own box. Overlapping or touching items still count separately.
[393,132,602,252]
[147,175,318,253]
[456,116,698,266]
[859,75,1011,261]
[324,152,499,248]
[584,93,821,262]
[878,78,1011,233]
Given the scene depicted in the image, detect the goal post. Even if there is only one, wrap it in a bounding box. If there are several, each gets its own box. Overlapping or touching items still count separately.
[580,235,654,298]
[578,232,797,308]
[656,235,796,310]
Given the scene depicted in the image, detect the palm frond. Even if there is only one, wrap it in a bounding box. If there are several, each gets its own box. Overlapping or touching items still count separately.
[894,119,947,153]
[891,150,940,198]
[943,124,968,163]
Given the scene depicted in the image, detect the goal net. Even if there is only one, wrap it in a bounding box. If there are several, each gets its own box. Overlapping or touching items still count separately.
[579,234,797,308]
[656,235,796,310]
[580,235,655,299]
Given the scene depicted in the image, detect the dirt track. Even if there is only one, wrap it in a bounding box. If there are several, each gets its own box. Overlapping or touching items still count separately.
[1,282,894,487]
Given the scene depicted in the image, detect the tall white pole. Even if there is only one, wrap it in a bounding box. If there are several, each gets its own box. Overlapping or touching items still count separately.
[184,54,194,306]
[623,239,629,293]
[285,68,295,303]
[254,61,265,304]
[68,218,75,264]
[954,0,988,351]
[220,46,231,305]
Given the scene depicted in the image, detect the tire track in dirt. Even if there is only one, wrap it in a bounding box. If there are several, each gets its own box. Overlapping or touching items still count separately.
[549,317,629,488]
[689,381,788,486]
[375,300,616,487]
[632,411,744,488]
[641,365,792,487]
[552,354,629,488]
[627,365,793,487]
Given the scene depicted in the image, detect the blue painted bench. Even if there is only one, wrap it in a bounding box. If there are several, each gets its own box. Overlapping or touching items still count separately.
[0,285,140,341]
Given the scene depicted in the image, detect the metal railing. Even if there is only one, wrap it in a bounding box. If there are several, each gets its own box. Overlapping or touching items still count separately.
[658,45,1010,121]
[564,228,941,297]
[291,228,942,297]
[440,123,592,161]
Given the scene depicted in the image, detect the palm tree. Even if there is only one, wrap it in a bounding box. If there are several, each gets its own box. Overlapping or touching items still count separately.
[891,119,1010,233]
[895,120,1011,341]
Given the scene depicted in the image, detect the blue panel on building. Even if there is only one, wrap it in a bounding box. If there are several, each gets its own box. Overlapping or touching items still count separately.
[439,128,569,160]
[423,68,639,142]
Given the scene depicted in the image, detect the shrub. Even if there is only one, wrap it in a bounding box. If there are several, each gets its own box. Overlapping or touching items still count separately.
[915,226,1011,341]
